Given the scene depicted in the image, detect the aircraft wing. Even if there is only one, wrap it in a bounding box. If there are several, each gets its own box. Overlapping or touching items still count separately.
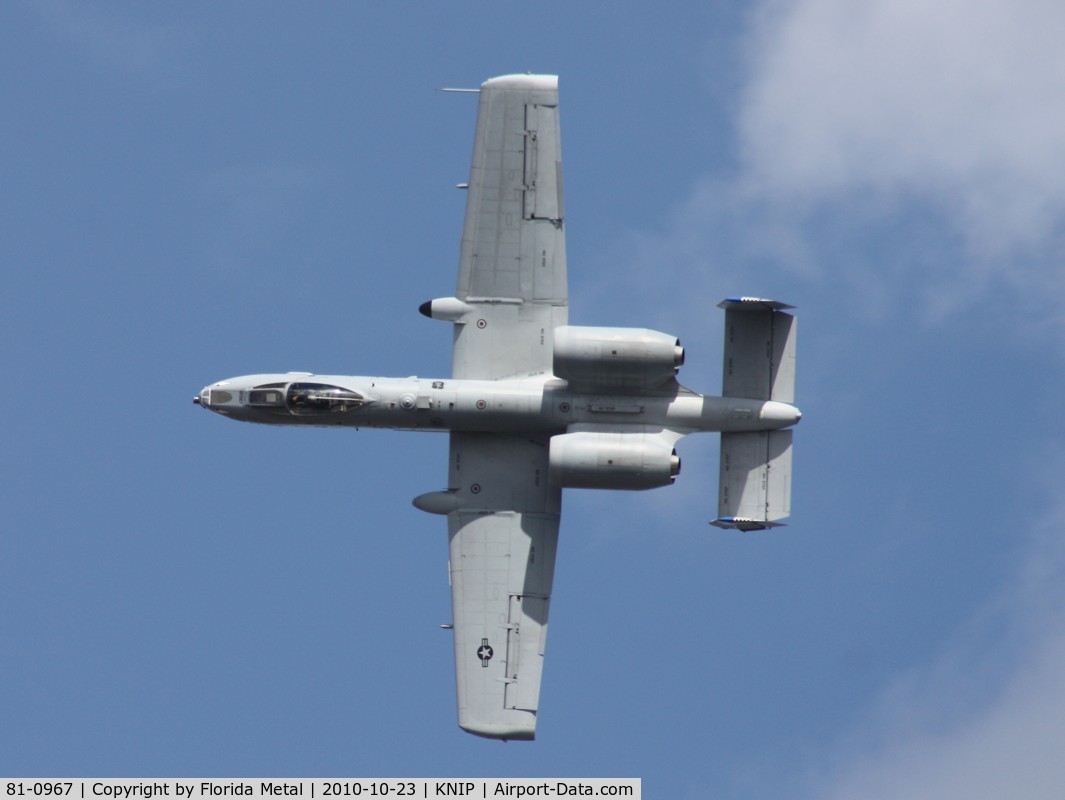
[439,75,569,739]
[452,74,568,380]
[446,432,561,740]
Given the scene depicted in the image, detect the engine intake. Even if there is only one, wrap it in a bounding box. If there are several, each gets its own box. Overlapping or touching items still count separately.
[549,431,681,490]
[553,326,684,390]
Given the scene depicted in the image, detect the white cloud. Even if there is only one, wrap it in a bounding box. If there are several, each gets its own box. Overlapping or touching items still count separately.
[739,0,1065,261]
[713,5,1065,794]
[606,0,1065,330]
[605,5,1065,793]
[803,504,1065,800]
[611,0,1065,331]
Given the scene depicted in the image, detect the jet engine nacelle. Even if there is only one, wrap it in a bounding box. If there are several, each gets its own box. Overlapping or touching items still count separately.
[553,326,684,390]
[549,430,681,490]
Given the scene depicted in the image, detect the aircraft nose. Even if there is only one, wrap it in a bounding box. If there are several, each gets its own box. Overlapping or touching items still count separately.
[194,386,234,412]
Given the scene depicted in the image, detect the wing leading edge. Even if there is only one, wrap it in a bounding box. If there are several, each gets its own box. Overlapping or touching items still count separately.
[443,75,569,740]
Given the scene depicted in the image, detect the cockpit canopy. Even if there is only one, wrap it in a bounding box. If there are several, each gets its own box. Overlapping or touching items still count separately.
[247,382,364,416]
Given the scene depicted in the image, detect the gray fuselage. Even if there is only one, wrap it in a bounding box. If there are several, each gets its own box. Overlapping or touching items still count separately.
[195,373,802,435]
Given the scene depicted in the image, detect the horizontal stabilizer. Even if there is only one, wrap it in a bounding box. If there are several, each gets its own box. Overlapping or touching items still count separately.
[719,298,796,403]
[712,430,792,530]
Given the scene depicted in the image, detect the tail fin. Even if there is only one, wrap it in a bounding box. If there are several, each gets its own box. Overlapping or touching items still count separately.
[712,298,797,530]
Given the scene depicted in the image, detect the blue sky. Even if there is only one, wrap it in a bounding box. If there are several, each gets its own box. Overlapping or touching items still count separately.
[4,1,1065,796]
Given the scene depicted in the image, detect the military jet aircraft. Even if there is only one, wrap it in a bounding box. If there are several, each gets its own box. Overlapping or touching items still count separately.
[194,74,801,741]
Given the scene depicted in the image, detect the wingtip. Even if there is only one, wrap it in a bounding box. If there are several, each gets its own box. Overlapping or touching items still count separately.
[717,297,796,311]
[459,721,536,741]
[481,74,558,92]
[710,517,787,531]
